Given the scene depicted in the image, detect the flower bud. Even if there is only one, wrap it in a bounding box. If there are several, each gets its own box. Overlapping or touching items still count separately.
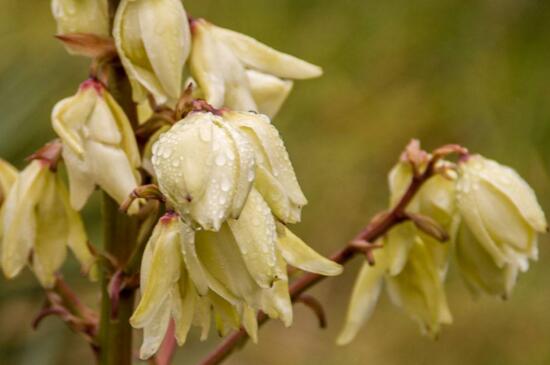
[456,155,547,269]
[51,0,109,37]
[114,0,191,105]
[152,111,256,230]
[52,79,141,212]
[1,160,96,288]
[190,18,321,112]
[223,111,307,223]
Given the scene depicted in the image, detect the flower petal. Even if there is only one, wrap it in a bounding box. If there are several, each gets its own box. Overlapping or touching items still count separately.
[213,25,323,79]
[276,222,342,276]
[337,256,386,345]
[247,70,293,118]
[228,189,278,288]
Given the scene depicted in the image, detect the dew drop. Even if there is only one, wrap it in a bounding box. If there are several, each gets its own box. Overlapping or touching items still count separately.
[215,154,226,167]
[221,178,231,192]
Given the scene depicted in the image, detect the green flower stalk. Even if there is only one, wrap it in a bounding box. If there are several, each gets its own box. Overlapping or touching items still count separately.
[1,160,96,288]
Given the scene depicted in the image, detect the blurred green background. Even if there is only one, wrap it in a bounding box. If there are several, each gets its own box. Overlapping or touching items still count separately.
[2,0,550,364]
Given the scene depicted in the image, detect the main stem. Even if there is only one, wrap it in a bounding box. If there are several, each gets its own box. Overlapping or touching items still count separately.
[199,157,439,365]
[98,2,139,361]
[99,194,139,365]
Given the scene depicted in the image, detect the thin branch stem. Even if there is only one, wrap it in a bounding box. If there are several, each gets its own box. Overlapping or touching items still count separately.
[198,148,444,365]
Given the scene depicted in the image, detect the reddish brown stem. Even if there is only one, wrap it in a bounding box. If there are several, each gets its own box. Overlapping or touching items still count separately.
[198,144,444,365]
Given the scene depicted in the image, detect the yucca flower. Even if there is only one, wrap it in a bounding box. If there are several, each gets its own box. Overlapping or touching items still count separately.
[133,202,341,359]
[189,18,321,113]
[338,160,457,344]
[114,0,192,105]
[455,155,547,297]
[52,79,141,212]
[1,160,96,288]
[51,0,109,37]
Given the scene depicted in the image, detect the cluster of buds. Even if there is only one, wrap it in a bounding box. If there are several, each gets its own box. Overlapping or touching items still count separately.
[338,144,547,344]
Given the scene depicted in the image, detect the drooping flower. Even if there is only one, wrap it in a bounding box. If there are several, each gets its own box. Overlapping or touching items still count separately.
[1,160,96,288]
[132,202,341,359]
[51,0,110,37]
[114,0,192,105]
[189,18,321,113]
[455,155,547,297]
[338,160,457,345]
[52,79,141,212]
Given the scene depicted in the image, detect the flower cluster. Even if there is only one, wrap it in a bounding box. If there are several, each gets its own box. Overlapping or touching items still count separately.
[45,0,336,359]
[338,153,547,344]
[135,109,342,358]
[1,158,96,288]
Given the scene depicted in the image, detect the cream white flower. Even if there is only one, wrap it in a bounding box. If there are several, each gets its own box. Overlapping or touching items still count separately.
[132,201,341,359]
[114,0,192,105]
[223,110,307,224]
[52,79,141,212]
[455,155,547,296]
[338,161,457,345]
[152,111,256,231]
[1,160,96,288]
[189,18,321,113]
[51,0,109,37]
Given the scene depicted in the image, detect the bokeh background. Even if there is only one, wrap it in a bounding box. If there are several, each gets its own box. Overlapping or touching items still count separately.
[1,0,550,364]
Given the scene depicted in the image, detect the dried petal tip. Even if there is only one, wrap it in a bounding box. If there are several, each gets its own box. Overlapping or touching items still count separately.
[26,140,63,172]
[51,0,110,55]
[55,33,116,59]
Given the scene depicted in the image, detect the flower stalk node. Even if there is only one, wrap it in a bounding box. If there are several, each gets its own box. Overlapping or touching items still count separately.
[26,140,63,172]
